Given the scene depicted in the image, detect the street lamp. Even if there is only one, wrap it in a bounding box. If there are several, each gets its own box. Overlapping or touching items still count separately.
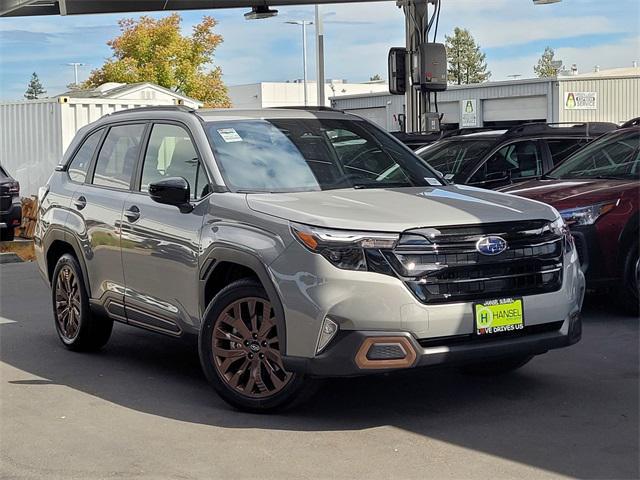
[66,62,87,86]
[286,20,313,106]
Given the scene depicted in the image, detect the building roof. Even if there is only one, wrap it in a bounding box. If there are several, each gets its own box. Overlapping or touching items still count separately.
[561,66,640,80]
[57,82,202,106]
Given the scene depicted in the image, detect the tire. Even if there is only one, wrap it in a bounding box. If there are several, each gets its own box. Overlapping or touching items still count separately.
[620,243,639,316]
[52,253,113,351]
[0,228,14,241]
[199,279,312,412]
[460,354,533,376]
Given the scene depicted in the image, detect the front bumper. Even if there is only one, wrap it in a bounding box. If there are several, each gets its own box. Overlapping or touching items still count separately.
[283,310,582,377]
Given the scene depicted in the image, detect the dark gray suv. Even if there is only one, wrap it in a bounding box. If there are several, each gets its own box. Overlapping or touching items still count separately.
[35,106,584,411]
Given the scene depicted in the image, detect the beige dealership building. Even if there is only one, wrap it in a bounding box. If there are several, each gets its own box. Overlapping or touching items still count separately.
[332,67,640,132]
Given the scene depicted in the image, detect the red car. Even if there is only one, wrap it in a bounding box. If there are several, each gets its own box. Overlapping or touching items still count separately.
[500,125,639,313]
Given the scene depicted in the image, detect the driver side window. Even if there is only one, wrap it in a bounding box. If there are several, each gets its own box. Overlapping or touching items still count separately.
[141,124,209,200]
[470,141,542,184]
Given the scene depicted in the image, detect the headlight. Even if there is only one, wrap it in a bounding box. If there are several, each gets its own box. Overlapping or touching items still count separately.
[559,200,619,226]
[291,223,399,271]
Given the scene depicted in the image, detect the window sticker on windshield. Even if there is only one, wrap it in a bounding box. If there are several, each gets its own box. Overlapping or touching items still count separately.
[217,128,243,143]
[424,177,441,186]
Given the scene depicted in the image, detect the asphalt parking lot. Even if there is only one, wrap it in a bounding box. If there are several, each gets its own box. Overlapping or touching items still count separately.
[0,261,638,480]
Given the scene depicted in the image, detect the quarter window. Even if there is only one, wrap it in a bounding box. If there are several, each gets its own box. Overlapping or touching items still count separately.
[68,129,103,183]
[141,124,208,199]
[92,124,145,190]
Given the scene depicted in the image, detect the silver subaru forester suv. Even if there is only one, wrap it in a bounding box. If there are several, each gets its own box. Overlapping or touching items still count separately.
[35,106,585,411]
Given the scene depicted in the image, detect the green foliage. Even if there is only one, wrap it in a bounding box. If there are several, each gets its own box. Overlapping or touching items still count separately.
[445,28,491,85]
[369,74,382,81]
[85,14,230,107]
[24,72,46,100]
[534,47,559,78]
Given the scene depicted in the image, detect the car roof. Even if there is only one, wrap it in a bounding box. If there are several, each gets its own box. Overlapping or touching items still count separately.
[197,108,357,122]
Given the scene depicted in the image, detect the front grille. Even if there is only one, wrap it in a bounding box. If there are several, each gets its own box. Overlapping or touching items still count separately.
[386,220,564,304]
[418,321,564,348]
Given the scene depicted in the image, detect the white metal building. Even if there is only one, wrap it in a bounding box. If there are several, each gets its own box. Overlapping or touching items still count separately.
[332,67,640,131]
[228,80,390,108]
[0,83,202,196]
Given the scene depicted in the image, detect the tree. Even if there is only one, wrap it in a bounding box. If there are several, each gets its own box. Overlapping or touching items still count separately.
[85,14,230,107]
[369,74,382,81]
[445,28,491,85]
[534,46,559,78]
[24,72,46,99]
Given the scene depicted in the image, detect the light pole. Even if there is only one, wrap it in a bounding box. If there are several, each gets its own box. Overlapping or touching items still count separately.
[67,62,86,86]
[315,6,325,106]
[286,20,313,106]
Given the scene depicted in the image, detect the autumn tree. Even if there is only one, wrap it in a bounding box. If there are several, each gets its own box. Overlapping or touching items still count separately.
[445,28,491,85]
[534,46,559,77]
[85,14,230,107]
[24,72,46,99]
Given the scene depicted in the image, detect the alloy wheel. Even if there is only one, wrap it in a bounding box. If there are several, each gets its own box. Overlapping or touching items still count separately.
[212,297,292,398]
[55,266,81,341]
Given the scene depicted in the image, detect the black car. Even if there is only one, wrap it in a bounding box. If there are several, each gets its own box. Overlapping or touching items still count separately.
[415,122,618,189]
[0,165,21,241]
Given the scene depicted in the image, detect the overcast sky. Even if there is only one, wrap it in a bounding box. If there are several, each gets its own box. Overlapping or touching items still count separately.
[1,0,638,100]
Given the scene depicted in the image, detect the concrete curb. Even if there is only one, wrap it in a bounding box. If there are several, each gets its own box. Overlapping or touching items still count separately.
[0,252,24,264]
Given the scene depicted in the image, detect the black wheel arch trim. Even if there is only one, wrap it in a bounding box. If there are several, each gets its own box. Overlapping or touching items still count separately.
[199,246,288,356]
[42,227,92,297]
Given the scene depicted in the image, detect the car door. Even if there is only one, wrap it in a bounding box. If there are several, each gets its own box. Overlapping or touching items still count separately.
[467,140,544,189]
[120,122,210,335]
[69,122,146,315]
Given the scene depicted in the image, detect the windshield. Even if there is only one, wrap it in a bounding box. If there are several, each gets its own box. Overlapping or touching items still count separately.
[547,130,640,180]
[417,139,495,177]
[204,118,444,193]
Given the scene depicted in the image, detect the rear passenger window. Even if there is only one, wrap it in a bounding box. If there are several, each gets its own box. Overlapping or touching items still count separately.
[470,141,542,183]
[92,124,145,190]
[68,129,103,183]
[546,138,588,165]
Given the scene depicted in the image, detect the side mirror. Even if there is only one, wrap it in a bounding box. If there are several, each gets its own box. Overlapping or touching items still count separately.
[149,177,191,208]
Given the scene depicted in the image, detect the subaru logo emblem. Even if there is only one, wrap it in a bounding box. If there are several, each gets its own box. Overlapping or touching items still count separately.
[476,236,508,256]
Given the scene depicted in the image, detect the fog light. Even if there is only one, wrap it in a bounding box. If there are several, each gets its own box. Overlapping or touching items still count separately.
[316,317,339,354]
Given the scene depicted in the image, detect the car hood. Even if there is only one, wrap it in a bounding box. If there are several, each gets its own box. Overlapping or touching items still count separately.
[498,178,639,209]
[246,185,556,232]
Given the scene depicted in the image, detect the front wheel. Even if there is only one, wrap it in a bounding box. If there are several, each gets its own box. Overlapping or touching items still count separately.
[199,280,311,412]
[460,354,533,376]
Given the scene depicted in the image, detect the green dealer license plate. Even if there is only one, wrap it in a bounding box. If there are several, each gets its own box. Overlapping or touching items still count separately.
[474,298,524,336]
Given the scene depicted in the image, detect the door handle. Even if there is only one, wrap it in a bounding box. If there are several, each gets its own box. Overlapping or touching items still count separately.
[73,196,86,210]
[124,205,140,222]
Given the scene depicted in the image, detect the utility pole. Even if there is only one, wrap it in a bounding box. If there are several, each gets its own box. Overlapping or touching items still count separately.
[286,20,313,106]
[315,6,325,106]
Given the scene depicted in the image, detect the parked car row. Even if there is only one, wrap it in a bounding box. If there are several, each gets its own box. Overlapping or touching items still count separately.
[415,120,640,313]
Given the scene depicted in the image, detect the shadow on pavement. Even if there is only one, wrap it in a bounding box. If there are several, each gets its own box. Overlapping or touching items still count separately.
[1,263,638,478]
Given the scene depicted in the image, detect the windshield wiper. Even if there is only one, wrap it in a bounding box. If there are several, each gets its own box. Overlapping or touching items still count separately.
[352,182,414,189]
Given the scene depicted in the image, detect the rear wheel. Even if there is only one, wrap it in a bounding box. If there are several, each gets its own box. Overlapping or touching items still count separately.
[199,280,311,412]
[52,253,113,351]
[460,354,533,376]
[620,243,639,315]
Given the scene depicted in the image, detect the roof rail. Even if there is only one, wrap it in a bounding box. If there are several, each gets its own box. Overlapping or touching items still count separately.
[107,105,196,116]
[620,117,640,128]
[505,121,618,137]
[270,106,344,113]
[443,127,502,138]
